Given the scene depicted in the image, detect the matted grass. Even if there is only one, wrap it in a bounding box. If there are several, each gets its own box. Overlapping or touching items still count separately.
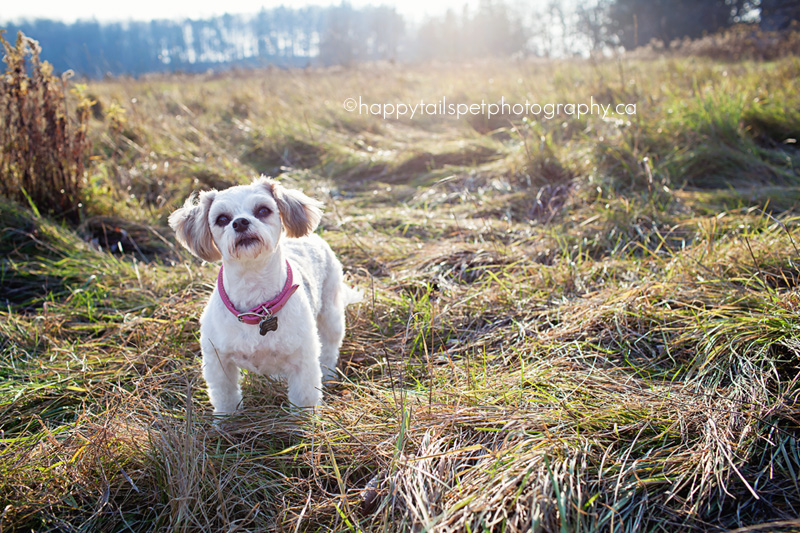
[1,55,800,532]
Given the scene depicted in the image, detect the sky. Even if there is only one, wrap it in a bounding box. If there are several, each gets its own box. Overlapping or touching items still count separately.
[0,0,480,23]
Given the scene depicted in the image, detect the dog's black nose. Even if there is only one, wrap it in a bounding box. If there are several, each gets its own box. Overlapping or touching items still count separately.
[232,217,250,233]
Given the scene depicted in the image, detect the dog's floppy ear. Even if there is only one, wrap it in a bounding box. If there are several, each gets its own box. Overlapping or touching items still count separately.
[168,190,222,262]
[258,176,322,238]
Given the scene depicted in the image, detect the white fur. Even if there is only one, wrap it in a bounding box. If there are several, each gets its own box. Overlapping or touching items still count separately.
[169,177,359,415]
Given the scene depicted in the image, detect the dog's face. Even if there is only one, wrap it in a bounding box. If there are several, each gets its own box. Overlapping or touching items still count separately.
[169,177,322,263]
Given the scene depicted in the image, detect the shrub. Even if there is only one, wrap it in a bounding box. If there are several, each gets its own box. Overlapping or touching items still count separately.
[631,23,800,60]
[0,31,91,223]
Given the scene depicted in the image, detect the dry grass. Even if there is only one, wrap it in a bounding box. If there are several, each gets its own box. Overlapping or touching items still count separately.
[1,50,800,532]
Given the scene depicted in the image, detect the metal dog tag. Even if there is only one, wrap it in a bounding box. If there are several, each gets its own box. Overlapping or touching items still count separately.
[259,315,278,335]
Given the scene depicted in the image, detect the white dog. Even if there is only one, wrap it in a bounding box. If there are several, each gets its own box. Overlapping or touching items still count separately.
[169,177,358,415]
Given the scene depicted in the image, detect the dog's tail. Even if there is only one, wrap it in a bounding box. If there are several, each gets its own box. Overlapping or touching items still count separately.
[341,283,364,306]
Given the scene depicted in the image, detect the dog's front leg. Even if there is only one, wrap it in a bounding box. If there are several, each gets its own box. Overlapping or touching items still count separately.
[285,346,324,409]
[202,342,242,415]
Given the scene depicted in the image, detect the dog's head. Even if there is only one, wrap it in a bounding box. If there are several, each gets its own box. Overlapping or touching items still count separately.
[168,177,322,263]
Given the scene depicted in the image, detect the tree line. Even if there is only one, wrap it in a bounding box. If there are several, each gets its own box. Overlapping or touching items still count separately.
[1,0,797,77]
[1,5,404,76]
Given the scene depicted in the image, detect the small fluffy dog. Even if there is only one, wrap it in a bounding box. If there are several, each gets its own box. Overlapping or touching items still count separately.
[169,177,358,415]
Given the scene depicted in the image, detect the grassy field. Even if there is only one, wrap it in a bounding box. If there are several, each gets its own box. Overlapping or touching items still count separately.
[2,54,800,531]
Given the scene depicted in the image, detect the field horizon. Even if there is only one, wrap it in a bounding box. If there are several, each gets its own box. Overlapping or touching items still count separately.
[1,49,800,532]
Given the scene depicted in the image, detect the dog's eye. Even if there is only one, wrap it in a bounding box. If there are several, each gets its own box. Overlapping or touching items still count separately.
[255,206,271,218]
[215,214,231,227]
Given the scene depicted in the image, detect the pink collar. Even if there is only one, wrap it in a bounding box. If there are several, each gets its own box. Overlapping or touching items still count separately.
[217,260,299,326]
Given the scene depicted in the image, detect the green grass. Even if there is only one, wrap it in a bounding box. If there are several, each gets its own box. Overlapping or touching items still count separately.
[2,55,800,531]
